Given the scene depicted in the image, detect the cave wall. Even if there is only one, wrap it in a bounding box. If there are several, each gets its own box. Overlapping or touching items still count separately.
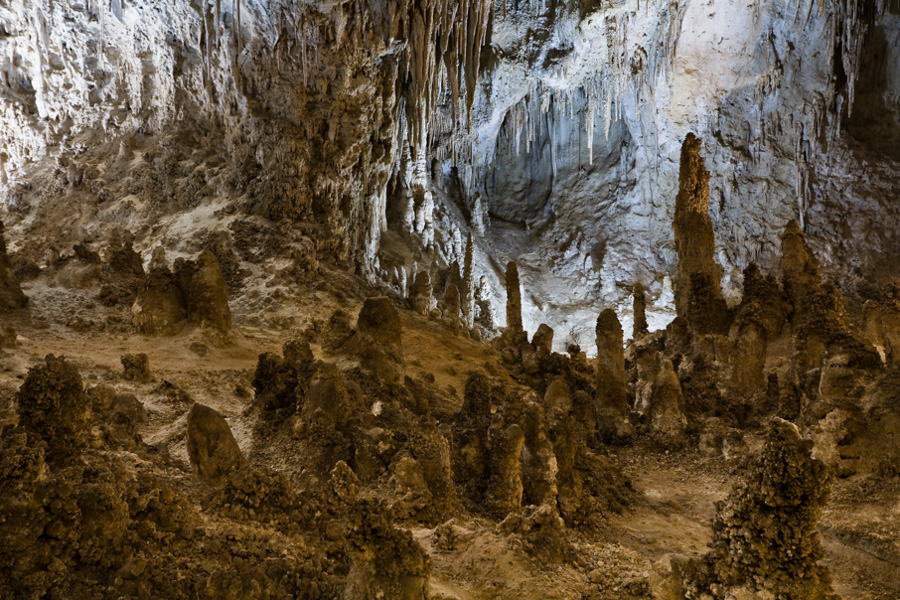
[1,0,898,349]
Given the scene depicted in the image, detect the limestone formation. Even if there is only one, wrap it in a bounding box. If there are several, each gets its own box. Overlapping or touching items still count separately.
[0,221,27,310]
[687,420,835,600]
[728,321,767,412]
[632,282,648,339]
[672,133,723,321]
[452,372,493,504]
[106,230,145,278]
[16,355,91,465]
[505,260,523,334]
[446,260,462,295]
[444,283,461,334]
[881,282,900,365]
[121,353,152,383]
[487,421,526,517]
[781,219,821,308]
[649,358,687,449]
[253,339,317,421]
[862,299,885,352]
[532,323,554,355]
[186,403,245,482]
[462,232,475,329]
[595,309,627,414]
[344,498,432,600]
[188,250,233,333]
[132,259,188,336]
[409,270,435,316]
[475,274,495,329]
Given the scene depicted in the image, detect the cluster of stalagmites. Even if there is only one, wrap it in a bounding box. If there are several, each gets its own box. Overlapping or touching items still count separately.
[405,233,492,339]
[489,133,900,598]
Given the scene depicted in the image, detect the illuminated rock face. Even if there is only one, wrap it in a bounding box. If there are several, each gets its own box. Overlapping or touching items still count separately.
[1,0,899,351]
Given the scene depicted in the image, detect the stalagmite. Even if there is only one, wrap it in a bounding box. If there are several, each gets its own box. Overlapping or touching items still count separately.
[410,270,435,316]
[187,403,245,482]
[188,250,233,333]
[444,284,461,334]
[16,355,90,466]
[532,323,554,355]
[595,309,627,414]
[462,232,475,329]
[505,261,523,335]
[632,282,648,339]
[649,357,687,449]
[672,133,725,327]
[780,219,820,309]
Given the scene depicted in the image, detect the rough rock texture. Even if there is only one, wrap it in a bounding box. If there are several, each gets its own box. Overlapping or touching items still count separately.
[633,283,648,340]
[595,309,628,414]
[0,221,27,310]
[344,498,432,600]
[444,284,461,334]
[686,420,836,600]
[16,355,91,465]
[410,271,436,316]
[532,323,554,355]
[121,353,152,383]
[132,261,189,336]
[673,134,723,319]
[506,261,524,335]
[649,358,687,449]
[188,250,233,333]
[186,403,245,482]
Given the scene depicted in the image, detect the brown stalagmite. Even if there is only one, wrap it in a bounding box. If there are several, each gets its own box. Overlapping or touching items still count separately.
[532,323,554,355]
[444,284,461,334]
[781,219,820,308]
[595,309,627,414]
[409,270,435,316]
[729,321,767,403]
[649,357,687,448]
[505,261,523,334]
[462,232,475,329]
[672,133,723,319]
[187,403,245,482]
[633,282,648,339]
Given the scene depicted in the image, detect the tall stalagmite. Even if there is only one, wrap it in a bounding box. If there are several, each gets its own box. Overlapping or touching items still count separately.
[595,309,627,414]
[505,261,523,334]
[633,283,648,339]
[672,133,723,321]
[463,233,475,329]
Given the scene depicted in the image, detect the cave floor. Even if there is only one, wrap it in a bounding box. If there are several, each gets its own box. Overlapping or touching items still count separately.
[1,265,898,599]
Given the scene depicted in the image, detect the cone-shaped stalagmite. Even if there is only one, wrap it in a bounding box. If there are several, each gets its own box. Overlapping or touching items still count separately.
[672,134,727,331]
[187,403,245,482]
[781,219,820,308]
[505,261,523,334]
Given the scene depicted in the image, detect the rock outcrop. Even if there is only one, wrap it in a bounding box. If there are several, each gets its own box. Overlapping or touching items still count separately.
[16,355,91,465]
[186,403,245,482]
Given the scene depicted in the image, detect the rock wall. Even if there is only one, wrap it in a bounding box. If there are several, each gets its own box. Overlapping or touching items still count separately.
[2,0,899,351]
